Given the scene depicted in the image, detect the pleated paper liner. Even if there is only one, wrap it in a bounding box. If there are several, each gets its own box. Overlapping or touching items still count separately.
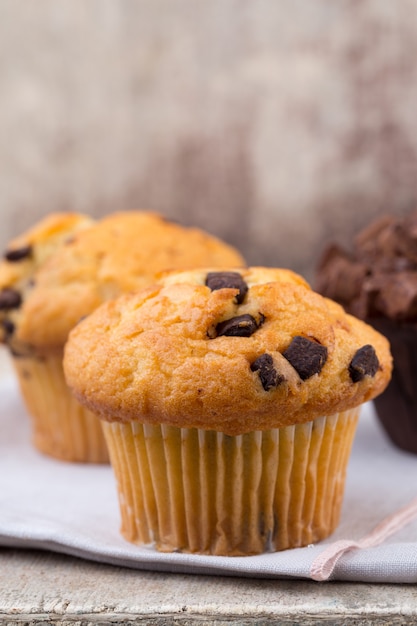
[102,407,360,556]
[13,352,109,463]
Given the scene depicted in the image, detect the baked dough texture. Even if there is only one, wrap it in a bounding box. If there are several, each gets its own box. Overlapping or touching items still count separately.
[64,266,392,435]
[0,211,244,463]
[0,211,244,354]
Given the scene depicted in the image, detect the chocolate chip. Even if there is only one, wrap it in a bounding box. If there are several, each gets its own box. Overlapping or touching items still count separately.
[4,244,32,262]
[1,319,15,337]
[251,354,284,390]
[206,271,248,304]
[215,314,261,337]
[282,335,328,380]
[349,345,379,382]
[0,288,22,310]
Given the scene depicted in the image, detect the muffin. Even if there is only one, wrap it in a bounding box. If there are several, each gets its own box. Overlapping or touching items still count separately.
[0,211,244,463]
[63,266,391,555]
[316,211,417,454]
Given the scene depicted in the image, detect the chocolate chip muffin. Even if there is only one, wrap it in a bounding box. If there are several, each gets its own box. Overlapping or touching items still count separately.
[63,266,391,555]
[316,211,417,454]
[0,212,244,463]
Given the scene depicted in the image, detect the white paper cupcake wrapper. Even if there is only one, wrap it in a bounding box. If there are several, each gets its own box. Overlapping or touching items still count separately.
[13,353,109,463]
[102,407,359,556]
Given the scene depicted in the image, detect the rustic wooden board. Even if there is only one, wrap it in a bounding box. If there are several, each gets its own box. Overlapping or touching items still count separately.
[1,548,417,625]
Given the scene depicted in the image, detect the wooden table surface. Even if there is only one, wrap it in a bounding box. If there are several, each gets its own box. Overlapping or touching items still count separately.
[1,547,417,625]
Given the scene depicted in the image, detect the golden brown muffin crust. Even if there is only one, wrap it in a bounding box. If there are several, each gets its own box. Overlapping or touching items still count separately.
[0,212,95,349]
[0,211,244,353]
[64,267,392,435]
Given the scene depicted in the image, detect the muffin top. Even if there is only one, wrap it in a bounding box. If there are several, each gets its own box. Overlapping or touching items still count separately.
[316,211,417,321]
[64,266,392,435]
[0,211,244,355]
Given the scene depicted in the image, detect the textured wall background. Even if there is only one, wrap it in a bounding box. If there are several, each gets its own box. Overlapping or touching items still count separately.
[1,0,417,280]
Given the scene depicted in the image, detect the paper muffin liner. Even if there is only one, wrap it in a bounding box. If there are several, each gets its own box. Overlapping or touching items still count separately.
[369,318,417,454]
[13,352,109,463]
[102,407,360,555]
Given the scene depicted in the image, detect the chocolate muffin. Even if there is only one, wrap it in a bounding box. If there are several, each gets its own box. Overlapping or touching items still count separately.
[316,211,417,454]
[64,266,391,555]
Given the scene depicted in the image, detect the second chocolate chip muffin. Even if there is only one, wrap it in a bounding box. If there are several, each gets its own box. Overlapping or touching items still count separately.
[0,211,244,462]
[64,267,391,555]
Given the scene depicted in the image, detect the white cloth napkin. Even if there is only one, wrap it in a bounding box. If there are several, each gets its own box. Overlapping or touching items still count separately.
[1,362,417,582]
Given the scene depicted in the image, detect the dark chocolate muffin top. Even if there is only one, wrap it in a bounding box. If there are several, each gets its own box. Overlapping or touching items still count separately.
[315,212,417,322]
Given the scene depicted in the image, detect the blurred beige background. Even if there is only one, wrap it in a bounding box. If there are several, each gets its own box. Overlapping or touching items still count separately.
[1,0,417,280]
